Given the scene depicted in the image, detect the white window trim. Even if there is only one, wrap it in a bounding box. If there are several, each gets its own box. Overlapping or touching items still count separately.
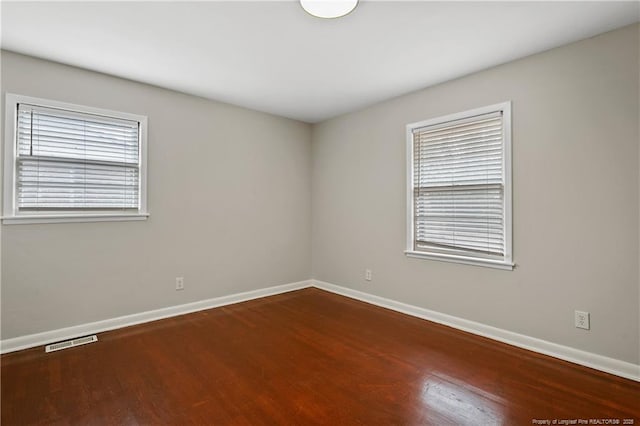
[405,101,514,270]
[2,93,149,225]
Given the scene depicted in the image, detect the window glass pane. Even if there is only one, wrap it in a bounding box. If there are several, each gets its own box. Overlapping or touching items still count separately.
[16,103,140,211]
[412,110,506,260]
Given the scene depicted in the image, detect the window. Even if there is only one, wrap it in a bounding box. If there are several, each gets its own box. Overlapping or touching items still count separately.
[3,94,148,224]
[405,102,513,270]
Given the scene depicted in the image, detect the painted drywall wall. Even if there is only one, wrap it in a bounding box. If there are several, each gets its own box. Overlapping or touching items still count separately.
[1,51,312,339]
[637,24,640,368]
[311,24,640,364]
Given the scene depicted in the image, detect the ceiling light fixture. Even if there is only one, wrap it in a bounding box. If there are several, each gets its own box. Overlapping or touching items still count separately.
[300,0,358,19]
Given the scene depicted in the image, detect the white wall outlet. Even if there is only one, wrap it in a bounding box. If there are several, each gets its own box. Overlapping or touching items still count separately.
[365,269,372,281]
[575,310,590,330]
[175,277,184,291]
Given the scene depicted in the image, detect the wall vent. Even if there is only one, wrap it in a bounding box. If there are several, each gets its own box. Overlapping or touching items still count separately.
[45,335,98,353]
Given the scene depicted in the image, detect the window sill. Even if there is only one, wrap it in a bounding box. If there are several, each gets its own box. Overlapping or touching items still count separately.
[2,213,149,225]
[404,250,514,270]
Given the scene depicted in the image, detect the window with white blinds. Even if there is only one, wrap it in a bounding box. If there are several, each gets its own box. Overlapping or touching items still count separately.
[3,94,148,224]
[406,102,512,269]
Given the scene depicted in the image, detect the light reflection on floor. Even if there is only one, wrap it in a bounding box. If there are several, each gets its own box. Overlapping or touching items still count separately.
[418,373,506,425]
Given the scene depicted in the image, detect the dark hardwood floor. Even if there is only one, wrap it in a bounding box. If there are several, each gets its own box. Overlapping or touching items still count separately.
[1,288,639,425]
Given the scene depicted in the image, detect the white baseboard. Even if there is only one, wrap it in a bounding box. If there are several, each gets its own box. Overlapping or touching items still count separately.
[3,278,638,382]
[312,279,640,382]
[0,280,311,354]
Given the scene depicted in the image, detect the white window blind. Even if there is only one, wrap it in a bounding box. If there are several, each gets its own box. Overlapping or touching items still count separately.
[16,103,140,211]
[407,103,512,268]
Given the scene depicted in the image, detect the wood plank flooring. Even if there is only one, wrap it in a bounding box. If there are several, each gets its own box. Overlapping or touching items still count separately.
[2,288,639,425]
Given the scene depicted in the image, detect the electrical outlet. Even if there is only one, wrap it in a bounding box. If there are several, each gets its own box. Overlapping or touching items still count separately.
[575,310,590,330]
[365,269,372,281]
[175,277,184,291]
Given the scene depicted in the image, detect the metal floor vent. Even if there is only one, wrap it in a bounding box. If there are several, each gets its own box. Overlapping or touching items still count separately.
[45,335,98,353]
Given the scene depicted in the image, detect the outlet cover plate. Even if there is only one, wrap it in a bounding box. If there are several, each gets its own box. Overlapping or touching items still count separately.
[575,310,590,330]
[176,277,185,291]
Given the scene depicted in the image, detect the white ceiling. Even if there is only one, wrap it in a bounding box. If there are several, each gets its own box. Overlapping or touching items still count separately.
[1,1,638,123]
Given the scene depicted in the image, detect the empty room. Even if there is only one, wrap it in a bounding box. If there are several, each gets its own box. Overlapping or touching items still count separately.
[1,1,639,424]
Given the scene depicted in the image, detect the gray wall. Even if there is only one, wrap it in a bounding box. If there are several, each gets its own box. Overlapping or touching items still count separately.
[1,51,312,339]
[311,24,640,364]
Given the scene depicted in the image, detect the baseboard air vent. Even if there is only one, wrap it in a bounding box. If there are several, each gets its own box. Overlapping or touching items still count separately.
[45,335,98,353]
